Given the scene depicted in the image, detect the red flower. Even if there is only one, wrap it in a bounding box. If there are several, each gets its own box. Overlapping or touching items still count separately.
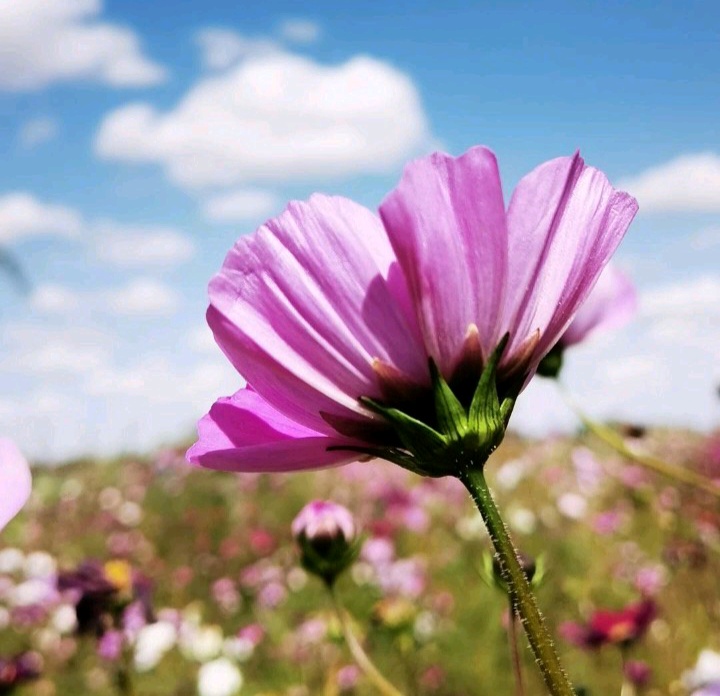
[560,599,656,650]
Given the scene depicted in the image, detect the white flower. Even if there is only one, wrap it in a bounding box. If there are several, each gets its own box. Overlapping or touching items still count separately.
[9,578,57,607]
[557,492,588,520]
[683,650,720,691]
[24,551,56,579]
[181,623,223,662]
[0,548,25,574]
[222,636,254,663]
[197,658,243,696]
[134,621,177,672]
[51,604,78,634]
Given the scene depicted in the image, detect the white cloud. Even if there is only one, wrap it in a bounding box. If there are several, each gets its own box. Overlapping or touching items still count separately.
[92,221,195,267]
[95,52,430,189]
[618,153,720,213]
[85,356,236,403]
[15,341,109,374]
[202,188,278,222]
[18,117,58,148]
[0,193,82,243]
[641,274,720,317]
[0,0,166,91]
[30,284,80,314]
[188,325,218,353]
[278,19,321,44]
[105,278,180,316]
[195,28,278,70]
[691,226,720,250]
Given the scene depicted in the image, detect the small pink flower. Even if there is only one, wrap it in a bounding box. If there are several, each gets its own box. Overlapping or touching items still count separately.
[97,629,124,662]
[188,147,637,476]
[292,501,358,583]
[0,439,31,531]
[561,264,637,348]
[624,659,651,687]
[291,500,356,543]
[337,664,361,691]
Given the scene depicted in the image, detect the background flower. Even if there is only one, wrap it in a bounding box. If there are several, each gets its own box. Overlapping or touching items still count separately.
[0,438,31,531]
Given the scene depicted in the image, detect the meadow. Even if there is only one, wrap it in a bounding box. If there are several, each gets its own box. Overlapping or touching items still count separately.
[1,424,718,695]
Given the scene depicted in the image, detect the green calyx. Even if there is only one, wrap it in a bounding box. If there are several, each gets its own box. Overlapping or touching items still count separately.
[360,335,518,477]
[536,342,564,379]
[297,532,360,587]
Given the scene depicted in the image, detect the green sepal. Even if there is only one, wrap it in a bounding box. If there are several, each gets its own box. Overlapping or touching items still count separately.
[360,396,448,456]
[298,534,361,587]
[429,358,468,441]
[537,342,564,379]
[468,333,507,433]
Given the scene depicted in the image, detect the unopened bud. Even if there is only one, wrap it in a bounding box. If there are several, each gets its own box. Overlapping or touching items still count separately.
[292,501,359,585]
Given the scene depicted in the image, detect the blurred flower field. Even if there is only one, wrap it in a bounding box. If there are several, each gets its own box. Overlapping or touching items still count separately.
[1,426,719,695]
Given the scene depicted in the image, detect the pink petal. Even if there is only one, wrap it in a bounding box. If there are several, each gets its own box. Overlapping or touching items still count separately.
[208,195,427,435]
[187,387,367,473]
[562,264,637,347]
[504,153,638,366]
[0,438,31,531]
[380,147,508,375]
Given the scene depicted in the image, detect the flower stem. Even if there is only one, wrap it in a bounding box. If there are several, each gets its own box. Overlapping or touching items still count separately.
[561,389,720,498]
[508,598,526,696]
[327,583,406,696]
[116,652,136,696]
[460,468,575,696]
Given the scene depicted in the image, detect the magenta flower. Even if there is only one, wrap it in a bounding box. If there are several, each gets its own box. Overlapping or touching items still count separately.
[561,264,636,348]
[0,438,31,531]
[538,263,636,377]
[560,599,656,650]
[188,146,637,476]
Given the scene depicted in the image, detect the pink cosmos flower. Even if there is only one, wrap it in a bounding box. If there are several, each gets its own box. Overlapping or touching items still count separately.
[561,264,637,348]
[537,263,636,376]
[0,438,32,531]
[188,147,637,474]
[291,500,356,543]
[560,599,656,650]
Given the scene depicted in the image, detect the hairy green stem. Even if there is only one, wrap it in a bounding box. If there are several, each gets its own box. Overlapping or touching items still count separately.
[508,598,526,696]
[327,583,406,696]
[560,388,720,498]
[460,468,575,696]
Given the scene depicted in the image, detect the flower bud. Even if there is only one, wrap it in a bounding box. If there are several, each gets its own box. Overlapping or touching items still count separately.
[481,550,544,596]
[292,501,359,585]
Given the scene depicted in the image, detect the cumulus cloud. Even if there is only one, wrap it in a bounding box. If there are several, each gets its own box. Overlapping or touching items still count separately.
[18,117,58,148]
[30,284,80,314]
[195,28,278,70]
[0,193,82,243]
[618,153,720,213]
[15,341,109,375]
[641,274,720,317]
[278,19,321,44]
[202,188,279,222]
[92,221,195,267]
[0,0,166,91]
[188,325,220,354]
[105,278,180,316]
[691,226,720,250]
[95,52,430,189]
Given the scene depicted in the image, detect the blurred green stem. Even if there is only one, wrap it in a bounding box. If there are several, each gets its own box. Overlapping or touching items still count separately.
[508,599,526,696]
[460,469,575,696]
[327,583,406,696]
[561,388,720,498]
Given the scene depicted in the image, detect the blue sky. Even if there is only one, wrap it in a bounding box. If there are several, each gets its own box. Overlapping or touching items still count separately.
[1,0,719,462]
